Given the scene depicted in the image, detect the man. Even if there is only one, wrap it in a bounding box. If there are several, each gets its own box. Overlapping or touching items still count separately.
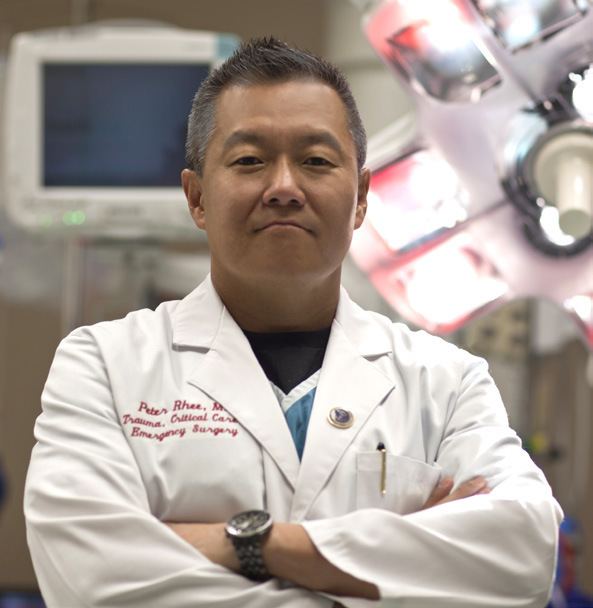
[25,37,562,607]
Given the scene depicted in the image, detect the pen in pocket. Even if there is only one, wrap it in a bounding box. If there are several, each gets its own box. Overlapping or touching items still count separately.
[377,442,387,495]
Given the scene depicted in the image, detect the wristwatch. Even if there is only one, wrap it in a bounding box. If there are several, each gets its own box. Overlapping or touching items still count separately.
[225,509,273,581]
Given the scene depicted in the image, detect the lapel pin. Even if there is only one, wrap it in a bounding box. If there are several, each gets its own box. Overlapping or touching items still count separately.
[328,407,354,429]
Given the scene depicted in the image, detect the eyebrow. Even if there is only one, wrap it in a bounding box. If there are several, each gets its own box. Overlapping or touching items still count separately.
[222,129,345,155]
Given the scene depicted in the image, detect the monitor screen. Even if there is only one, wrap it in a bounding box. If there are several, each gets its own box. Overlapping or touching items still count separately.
[43,63,209,187]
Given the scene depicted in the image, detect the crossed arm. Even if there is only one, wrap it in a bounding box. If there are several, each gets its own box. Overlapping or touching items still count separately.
[166,475,490,600]
[25,330,561,607]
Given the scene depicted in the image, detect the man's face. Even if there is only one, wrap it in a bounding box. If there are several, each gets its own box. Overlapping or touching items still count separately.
[182,80,369,287]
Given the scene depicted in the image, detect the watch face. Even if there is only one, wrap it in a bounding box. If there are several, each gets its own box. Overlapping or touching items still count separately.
[227,510,272,539]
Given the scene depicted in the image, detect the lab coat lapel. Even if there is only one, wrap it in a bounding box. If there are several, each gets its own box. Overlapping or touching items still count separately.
[172,277,300,490]
[290,290,395,521]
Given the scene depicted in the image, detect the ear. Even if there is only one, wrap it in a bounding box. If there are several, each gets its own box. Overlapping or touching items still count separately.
[181,168,206,230]
[354,167,370,230]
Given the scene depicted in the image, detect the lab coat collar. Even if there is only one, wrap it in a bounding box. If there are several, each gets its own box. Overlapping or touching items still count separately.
[171,275,224,350]
[333,285,393,358]
[171,276,395,507]
[171,275,394,359]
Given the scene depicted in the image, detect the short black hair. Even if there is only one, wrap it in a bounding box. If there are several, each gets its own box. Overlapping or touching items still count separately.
[185,36,367,174]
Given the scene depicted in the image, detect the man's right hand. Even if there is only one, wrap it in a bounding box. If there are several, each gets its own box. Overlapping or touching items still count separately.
[422,476,490,510]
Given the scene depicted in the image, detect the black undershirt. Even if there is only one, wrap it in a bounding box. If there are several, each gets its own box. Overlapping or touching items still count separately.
[243,327,332,394]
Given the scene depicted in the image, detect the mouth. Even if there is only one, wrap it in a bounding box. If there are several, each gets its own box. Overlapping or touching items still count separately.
[257,221,312,233]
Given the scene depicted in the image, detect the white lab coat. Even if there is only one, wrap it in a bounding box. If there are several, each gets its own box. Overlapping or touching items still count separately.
[25,276,562,608]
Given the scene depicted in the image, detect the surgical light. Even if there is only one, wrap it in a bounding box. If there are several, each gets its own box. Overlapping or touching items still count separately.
[506,122,593,248]
[531,129,593,239]
[367,0,501,102]
[539,206,576,246]
[366,151,469,251]
[565,293,593,344]
[386,20,500,102]
[351,0,593,348]
[566,293,593,320]
[472,0,588,51]
[393,235,508,331]
[570,66,593,120]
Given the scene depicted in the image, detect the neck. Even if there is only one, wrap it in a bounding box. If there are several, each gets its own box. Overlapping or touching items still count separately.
[211,270,341,332]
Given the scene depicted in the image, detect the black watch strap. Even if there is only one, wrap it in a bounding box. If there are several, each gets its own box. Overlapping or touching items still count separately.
[231,537,271,581]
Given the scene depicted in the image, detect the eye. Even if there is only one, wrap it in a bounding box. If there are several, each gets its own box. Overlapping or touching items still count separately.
[304,157,333,167]
[234,156,262,166]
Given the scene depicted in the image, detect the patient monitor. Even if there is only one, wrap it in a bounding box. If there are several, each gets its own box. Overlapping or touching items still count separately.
[2,25,238,239]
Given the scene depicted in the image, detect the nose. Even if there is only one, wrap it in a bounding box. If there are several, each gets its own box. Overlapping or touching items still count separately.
[262,159,305,207]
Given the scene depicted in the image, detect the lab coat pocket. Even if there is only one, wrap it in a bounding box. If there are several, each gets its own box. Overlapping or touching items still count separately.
[356,452,442,515]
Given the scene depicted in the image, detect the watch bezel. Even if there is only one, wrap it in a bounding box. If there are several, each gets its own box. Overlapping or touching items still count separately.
[225,509,272,539]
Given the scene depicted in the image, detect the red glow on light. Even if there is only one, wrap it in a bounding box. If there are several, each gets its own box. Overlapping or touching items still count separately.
[372,233,508,333]
[365,0,498,102]
[366,151,467,252]
[365,0,468,58]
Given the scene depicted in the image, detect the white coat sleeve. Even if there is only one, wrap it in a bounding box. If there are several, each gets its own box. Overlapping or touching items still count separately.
[302,353,563,608]
[24,328,332,608]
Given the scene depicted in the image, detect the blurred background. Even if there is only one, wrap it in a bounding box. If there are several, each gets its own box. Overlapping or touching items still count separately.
[0,0,592,604]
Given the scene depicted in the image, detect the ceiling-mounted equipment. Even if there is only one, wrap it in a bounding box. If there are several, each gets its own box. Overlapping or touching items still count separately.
[350,0,593,348]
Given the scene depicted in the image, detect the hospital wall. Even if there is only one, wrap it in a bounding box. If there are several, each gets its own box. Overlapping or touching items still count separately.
[0,0,592,597]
